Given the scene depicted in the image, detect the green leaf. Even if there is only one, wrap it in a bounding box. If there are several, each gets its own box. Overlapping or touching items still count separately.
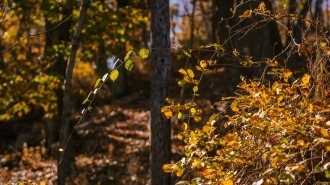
[88,106,92,112]
[110,70,119,81]
[187,69,194,78]
[124,51,135,62]
[278,172,294,184]
[326,170,330,179]
[280,137,289,144]
[94,79,102,88]
[185,149,192,157]
[139,48,149,58]
[125,59,134,71]
[82,99,89,105]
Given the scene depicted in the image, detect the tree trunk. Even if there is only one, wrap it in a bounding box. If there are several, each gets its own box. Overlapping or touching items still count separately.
[58,0,89,184]
[150,0,171,184]
[43,2,73,151]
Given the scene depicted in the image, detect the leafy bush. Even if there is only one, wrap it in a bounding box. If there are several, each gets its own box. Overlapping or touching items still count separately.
[161,2,330,184]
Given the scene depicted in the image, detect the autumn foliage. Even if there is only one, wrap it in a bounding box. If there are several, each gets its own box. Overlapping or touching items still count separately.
[160,2,330,185]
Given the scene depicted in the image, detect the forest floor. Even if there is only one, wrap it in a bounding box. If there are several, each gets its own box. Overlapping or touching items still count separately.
[0,64,230,185]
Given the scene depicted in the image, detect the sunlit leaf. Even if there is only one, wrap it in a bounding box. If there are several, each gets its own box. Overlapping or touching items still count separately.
[178,68,187,76]
[124,51,135,61]
[182,49,191,58]
[82,99,89,105]
[181,122,188,130]
[302,74,310,85]
[187,69,194,78]
[125,59,134,71]
[193,115,201,122]
[190,108,196,115]
[139,48,149,58]
[163,164,175,173]
[196,66,203,71]
[59,148,64,152]
[321,128,330,138]
[193,86,198,92]
[94,78,102,88]
[178,79,186,86]
[110,70,119,81]
[161,106,170,112]
[164,111,173,119]
[200,60,207,68]
[221,179,234,185]
[231,101,239,112]
[185,149,192,157]
[165,98,175,105]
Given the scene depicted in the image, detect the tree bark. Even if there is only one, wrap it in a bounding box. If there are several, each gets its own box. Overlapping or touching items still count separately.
[58,0,89,184]
[150,0,171,184]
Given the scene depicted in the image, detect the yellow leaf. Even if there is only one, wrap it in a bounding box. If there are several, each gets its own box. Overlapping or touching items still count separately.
[221,179,234,185]
[178,112,182,119]
[161,106,171,112]
[302,74,310,85]
[178,79,186,86]
[258,2,266,11]
[233,49,239,56]
[231,101,239,112]
[284,70,292,78]
[321,128,330,138]
[193,115,202,122]
[181,122,188,130]
[297,139,305,147]
[178,68,187,76]
[193,86,198,92]
[125,59,134,71]
[309,103,313,113]
[110,70,119,81]
[162,164,175,173]
[200,60,207,68]
[124,51,135,61]
[239,10,252,19]
[139,48,149,59]
[164,111,173,119]
[187,69,194,78]
[182,49,191,58]
[190,108,196,115]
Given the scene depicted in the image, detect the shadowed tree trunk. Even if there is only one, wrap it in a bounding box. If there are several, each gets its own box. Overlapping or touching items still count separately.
[42,0,74,152]
[58,0,89,184]
[150,0,171,184]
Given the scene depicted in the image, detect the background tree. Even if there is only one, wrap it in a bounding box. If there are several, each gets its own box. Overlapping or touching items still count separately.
[150,0,171,184]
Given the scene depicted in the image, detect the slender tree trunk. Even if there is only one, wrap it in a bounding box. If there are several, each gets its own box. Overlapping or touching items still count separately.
[58,0,89,184]
[150,0,171,184]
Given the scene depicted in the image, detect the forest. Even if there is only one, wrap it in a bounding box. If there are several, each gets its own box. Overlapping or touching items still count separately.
[1,0,330,184]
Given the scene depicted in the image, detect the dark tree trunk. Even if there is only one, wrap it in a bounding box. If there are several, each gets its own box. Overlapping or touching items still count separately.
[150,0,171,184]
[43,1,73,151]
[58,0,89,185]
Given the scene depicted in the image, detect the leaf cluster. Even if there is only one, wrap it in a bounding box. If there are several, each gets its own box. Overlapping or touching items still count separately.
[163,60,330,184]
